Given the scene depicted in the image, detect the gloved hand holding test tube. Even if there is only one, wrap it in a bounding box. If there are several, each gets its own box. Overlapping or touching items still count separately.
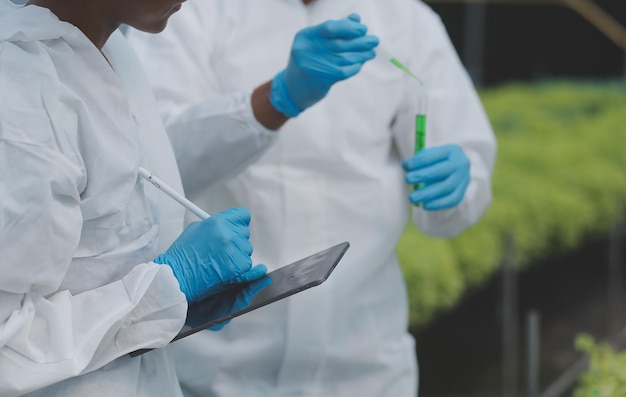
[396,54,471,211]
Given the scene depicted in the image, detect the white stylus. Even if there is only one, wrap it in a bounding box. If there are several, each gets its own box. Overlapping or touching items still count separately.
[138,167,210,220]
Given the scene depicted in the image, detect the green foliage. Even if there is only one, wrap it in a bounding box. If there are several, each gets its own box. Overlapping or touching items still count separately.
[399,81,626,328]
[573,334,626,397]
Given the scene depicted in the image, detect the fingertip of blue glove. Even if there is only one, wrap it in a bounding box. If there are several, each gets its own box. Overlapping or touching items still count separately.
[341,13,368,36]
[224,206,251,224]
[409,189,421,204]
[405,173,415,185]
[346,12,361,22]
[209,320,230,331]
[252,263,268,276]
[236,264,268,283]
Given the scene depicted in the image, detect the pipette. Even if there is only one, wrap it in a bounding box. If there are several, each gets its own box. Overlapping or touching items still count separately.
[138,167,210,220]
[376,46,424,86]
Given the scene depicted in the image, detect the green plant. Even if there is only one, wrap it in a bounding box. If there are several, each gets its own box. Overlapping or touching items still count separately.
[399,81,626,328]
[573,334,626,397]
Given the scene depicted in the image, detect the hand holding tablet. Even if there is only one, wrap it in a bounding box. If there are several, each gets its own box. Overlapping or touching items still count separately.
[130,241,350,356]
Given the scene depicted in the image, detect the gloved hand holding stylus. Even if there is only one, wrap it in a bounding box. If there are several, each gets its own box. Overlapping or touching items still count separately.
[155,207,267,302]
[402,144,471,210]
[270,13,379,117]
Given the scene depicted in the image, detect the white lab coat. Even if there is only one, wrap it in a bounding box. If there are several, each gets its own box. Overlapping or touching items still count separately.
[0,2,188,396]
[128,0,497,396]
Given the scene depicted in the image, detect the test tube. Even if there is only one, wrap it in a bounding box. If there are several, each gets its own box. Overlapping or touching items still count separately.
[413,87,428,204]
[377,45,427,205]
[415,87,427,155]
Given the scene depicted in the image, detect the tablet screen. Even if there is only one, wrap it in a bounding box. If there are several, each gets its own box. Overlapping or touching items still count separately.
[130,241,349,356]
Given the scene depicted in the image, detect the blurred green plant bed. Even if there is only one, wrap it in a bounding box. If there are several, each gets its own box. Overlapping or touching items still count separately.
[573,334,626,397]
[398,81,626,329]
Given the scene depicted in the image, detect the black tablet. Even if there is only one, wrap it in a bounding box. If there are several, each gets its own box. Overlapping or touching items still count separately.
[130,241,350,357]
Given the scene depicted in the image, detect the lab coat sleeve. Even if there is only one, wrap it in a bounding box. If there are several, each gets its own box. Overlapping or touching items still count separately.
[0,44,186,396]
[126,4,279,196]
[392,7,497,238]
[0,142,187,396]
[165,91,277,198]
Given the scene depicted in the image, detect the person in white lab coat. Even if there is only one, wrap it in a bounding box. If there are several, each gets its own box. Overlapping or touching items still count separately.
[0,0,266,396]
[128,0,497,396]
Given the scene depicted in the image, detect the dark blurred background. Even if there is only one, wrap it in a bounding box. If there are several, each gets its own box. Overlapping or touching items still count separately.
[426,0,626,85]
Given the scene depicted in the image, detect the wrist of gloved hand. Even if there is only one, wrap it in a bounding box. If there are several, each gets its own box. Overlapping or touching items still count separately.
[270,70,304,118]
[154,252,194,301]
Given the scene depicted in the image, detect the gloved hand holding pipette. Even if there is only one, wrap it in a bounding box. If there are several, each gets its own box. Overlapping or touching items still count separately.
[402,144,471,211]
[155,207,267,303]
[270,13,379,117]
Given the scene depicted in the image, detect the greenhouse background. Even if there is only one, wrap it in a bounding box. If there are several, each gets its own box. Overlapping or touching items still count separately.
[403,1,626,396]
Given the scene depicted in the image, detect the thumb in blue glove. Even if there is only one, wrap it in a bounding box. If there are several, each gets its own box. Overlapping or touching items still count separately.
[154,207,266,302]
[402,144,471,210]
[270,12,379,117]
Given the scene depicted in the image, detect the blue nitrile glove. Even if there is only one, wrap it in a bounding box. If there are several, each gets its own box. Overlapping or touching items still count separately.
[270,12,379,117]
[208,272,272,331]
[154,207,267,302]
[402,144,471,210]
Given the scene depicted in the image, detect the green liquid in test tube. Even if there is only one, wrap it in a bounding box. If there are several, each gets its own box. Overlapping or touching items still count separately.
[413,89,427,206]
[415,114,426,155]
